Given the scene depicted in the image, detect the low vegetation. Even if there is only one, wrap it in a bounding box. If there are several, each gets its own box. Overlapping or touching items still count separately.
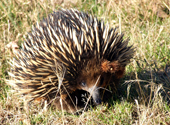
[0,0,170,124]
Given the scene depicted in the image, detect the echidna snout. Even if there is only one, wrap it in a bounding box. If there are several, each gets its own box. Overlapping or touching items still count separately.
[78,76,102,105]
[90,87,102,105]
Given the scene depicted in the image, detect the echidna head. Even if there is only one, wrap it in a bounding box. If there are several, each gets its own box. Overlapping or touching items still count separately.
[76,58,125,105]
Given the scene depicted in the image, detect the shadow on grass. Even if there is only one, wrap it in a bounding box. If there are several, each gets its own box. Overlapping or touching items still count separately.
[116,65,170,106]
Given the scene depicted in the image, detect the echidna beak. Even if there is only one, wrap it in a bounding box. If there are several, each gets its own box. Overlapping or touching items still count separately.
[94,98,102,105]
[90,87,101,105]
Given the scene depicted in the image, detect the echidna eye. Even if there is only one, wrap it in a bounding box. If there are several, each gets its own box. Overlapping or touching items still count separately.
[81,81,86,87]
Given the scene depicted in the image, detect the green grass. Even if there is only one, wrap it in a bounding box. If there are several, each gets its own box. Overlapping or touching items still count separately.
[0,0,170,124]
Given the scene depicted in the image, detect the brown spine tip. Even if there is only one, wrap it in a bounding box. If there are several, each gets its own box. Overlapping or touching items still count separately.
[34,97,45,104]
[101,60,119,73]
[101,60,110,72]
[101,60,125,78]
[61,94,67,100]
[109,61,119,73]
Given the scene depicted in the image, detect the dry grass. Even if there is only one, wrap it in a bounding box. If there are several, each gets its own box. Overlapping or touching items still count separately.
[0,0,170,124]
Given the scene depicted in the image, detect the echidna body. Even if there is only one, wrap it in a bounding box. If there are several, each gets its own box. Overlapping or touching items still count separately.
[8,9,134,113]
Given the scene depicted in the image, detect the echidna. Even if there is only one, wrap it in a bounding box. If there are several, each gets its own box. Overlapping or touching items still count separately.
[8,8,134,113]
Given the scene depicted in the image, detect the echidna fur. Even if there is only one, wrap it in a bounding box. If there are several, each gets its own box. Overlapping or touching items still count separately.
[8,8,134,113]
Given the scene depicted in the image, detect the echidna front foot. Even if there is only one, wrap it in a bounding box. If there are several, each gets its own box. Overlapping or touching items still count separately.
[53,91,87,114]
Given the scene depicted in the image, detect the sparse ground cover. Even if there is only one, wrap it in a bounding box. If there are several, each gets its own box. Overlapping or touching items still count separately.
[0,0,170,124]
